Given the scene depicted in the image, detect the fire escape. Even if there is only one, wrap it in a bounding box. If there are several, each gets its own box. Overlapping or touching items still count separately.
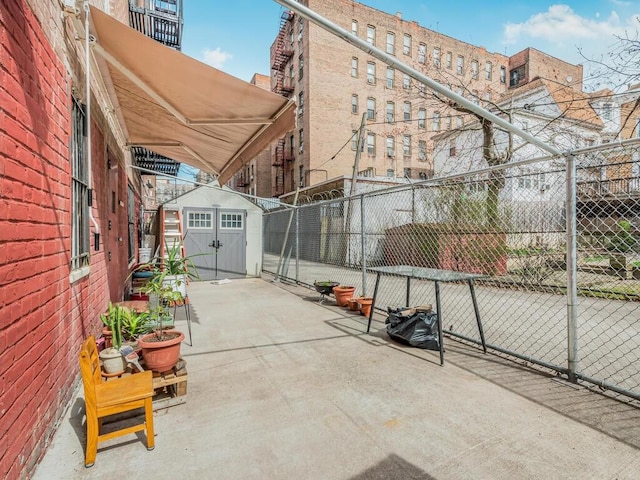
[270,11,295,196]
[128,0,184,176]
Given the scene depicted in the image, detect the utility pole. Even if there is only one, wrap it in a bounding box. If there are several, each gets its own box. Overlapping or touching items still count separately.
[345,113,367,266]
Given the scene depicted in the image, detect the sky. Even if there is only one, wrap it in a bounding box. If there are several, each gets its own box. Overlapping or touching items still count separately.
[181,0,640,90]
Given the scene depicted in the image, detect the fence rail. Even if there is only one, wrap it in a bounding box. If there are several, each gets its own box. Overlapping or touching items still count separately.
[263,142,640,401]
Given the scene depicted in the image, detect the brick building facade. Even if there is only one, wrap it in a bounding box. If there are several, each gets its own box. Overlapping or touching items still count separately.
[0,1,141,478]
[267,0,583,197]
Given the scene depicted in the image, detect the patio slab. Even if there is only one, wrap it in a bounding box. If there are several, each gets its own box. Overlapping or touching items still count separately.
[33,277,640,480]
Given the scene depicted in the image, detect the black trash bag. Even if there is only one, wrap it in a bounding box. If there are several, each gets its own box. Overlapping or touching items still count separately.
[385,306,440,351]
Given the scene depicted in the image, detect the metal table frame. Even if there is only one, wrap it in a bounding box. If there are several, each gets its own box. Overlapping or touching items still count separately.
[366,265,487,365]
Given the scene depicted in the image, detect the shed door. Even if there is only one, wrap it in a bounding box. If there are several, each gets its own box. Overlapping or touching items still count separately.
[183,208,246,281]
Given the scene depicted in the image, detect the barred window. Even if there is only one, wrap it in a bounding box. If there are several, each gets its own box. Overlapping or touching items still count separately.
[71,97,90,271]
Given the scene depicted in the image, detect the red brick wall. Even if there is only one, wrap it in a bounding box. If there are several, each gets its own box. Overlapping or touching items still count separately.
[0,1,127,478]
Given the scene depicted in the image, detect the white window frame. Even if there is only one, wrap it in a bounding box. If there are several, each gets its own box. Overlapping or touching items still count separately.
[188,211,213,229]
[220,213,243,230]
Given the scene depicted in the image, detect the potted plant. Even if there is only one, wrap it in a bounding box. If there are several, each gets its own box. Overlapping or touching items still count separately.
[137,271,185,373]
[121,308,152,345]
[333,285,357,307]
[161,240,199,297]
[99,303,127,374]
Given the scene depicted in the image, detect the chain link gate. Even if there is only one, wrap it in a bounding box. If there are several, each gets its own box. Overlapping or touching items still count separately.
[263,141,640,401]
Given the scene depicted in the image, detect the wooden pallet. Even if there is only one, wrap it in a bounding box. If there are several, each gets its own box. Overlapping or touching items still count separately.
[151,358,187,410]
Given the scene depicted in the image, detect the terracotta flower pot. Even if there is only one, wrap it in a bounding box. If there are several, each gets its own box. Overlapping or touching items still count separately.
[357,297,374,317]
[333,285,356,307]
[138,330,185,373]
[347,298,359,311]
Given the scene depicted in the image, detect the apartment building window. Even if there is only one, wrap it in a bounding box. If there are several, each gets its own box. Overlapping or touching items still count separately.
[449,139,456,157]
[352,20,358,36]
[602,103,612,120]
[367,97,376,120]
[403,168,412,178]
[298,91,304,116]
[433,111,441,131]
[500,66,506,83]
[367,25,375,45]
[386,67,394,88]
[299,129,304,152]
[351,130,358,150]
[510,65,525,87]
[485,61,492,80]
[299,165,304,187]
[445,115,452,130]
[367,61,376,84]
[71,97,90,271]
[457,55,464,75]
[471,90,479,104]
[446,51,452,69]
[418,43,426,64]
[386,169,395,177]
[367,132,376,154]
[386,101,395,123]
[386,136,395,158]
[417,82,426,96]
[351,57,358,77]
[403,34,411,55]
[521,120,529,132]
[636,118,640,137]
[351,94,358,114]
[433,48,440,67]
[403,101,411,122]
[403,74,410,89]
[471,60,478,79]
[403,135,411,156]
[418,140,427,161]
[456,116,463,127]
[386,32,395,54]
[289,64,295,85]
[299,54,304,79]
[484,90,491,102]
[418,108,426,128]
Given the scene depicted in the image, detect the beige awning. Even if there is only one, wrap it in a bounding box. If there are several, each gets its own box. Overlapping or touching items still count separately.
[89,6,294,184]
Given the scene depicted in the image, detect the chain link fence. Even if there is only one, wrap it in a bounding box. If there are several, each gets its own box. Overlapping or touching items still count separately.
[263,141,640,401]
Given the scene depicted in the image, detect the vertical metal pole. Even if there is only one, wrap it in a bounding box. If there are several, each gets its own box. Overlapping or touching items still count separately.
[295,207,300,284]
[566,154,578,382]
[275,189,299,282]
[361,194,367,296]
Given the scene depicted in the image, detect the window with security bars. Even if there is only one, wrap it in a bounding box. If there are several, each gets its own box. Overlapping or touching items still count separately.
[188,212,212,229]
[221,213,243,229]
[71,97,90,271]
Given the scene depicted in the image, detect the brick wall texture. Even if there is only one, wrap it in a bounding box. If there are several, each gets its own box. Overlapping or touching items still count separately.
[0,1,134,478]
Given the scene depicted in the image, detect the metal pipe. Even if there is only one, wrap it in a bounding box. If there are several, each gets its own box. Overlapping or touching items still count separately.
[275,188,299,282]
[360,194,366,296]
[273,0,562,157]
[84,2,100,248]
[566,153,578,382]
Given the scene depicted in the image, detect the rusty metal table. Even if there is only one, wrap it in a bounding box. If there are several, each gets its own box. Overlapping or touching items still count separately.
[366,265,487,365]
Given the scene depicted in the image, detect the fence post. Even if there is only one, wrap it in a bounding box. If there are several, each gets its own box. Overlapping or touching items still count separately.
[361,194,367,296]
[295,207,300,284]
[566,153,578,382]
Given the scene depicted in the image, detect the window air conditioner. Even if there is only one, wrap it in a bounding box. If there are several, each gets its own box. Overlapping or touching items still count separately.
[299,146,304,153]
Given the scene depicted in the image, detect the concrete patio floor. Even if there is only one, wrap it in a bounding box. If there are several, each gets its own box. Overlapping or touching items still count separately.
[33,277,640,480]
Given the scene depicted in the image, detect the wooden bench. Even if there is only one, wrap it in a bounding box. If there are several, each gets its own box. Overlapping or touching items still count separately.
[79,336,155,467]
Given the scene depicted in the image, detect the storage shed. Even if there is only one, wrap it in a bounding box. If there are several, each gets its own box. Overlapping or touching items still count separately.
[163,182,263,280]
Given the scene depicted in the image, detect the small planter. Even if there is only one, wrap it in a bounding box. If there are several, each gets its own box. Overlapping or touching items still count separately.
[138,330,185,373]
[99,348,126,374]
[357,297,374,317]
[333,285,356,307]
[347,298,359,311]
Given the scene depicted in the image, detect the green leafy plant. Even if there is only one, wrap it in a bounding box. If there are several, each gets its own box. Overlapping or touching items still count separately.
[121,309,152,341]
[142,271,184,341]
[100,302,126,351]
[163,240,200,280]
[607,220,636,253]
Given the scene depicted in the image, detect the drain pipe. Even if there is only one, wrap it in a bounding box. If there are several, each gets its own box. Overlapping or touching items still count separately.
[84,2,100,250]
